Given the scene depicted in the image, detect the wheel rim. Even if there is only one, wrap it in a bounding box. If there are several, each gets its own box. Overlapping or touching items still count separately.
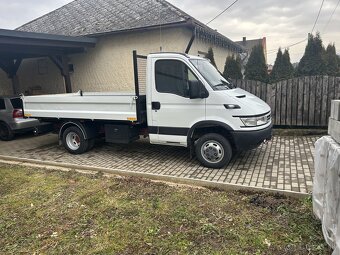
[66,132,81,150]
[201,140,225,164]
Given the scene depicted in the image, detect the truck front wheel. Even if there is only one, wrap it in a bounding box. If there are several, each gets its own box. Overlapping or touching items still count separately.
[195,133,232,169]
[62,126,89,154]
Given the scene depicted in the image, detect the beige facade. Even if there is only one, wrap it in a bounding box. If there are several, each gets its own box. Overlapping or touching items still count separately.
[0,70,12,95]
[0,27,237,95]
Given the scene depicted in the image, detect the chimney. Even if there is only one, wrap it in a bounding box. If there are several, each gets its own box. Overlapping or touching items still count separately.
[242,37,246,44]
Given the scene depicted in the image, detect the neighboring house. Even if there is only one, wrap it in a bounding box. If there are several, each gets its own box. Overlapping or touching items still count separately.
[235,37,267,73]
[267,64,273,75]
[0,0,244,95]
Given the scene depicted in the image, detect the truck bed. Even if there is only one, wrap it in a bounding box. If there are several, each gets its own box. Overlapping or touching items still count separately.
[22,91,145,122]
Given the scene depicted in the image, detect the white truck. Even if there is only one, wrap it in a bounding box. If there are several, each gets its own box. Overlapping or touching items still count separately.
[22,51,272,169]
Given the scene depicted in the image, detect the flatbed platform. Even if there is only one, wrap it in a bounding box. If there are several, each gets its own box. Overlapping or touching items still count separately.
[23,91,146,122]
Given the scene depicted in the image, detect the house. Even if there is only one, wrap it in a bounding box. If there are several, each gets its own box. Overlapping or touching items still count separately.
[235,37,267,73]
[0,0,244,95]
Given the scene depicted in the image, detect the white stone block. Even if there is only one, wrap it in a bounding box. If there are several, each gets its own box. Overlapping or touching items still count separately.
[328,118,340,144]
[331,100,340,121]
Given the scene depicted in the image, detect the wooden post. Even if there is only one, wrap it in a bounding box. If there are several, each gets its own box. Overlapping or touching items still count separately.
[61,55,72,93]
[11,75,20,95]
[50,55,72,93]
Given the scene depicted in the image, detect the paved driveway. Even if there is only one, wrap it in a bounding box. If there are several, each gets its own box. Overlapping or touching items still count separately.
[0,134,318,195]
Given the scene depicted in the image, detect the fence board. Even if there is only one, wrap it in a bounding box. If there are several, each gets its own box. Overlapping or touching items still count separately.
[321,76,329,126]
[286,79,292,126]
[291,77,298,126]
[267,84,276,123]
[281,80,287,125]
[315,76,323,126]
[297,77,304,126]
[252,80,257,95]
[308,76,316,125]
[275,81,281,125]
[303,77,310,126]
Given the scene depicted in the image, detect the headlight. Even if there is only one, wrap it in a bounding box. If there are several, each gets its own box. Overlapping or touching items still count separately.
[241,114,270,127]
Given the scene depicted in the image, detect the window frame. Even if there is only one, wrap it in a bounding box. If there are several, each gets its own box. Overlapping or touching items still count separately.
[154,59,201,98]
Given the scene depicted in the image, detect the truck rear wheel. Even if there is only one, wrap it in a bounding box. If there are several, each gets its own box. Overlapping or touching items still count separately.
[62,126,89,154]
[195,133,232,169]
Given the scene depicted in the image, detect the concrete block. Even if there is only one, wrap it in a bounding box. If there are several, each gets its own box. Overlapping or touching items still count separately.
[331,100,340,121]
[328,118,340,144]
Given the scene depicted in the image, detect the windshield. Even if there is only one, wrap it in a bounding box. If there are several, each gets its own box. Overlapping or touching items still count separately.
[190,59,231,90]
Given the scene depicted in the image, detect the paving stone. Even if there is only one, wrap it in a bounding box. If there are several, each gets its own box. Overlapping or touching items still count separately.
[0,134,320,194]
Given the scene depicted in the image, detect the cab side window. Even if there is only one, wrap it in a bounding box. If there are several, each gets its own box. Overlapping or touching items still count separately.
[0,99,5,110]
[155,60,198,98]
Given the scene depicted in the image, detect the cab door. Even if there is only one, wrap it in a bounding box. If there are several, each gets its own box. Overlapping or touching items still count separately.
[149,58,206,146]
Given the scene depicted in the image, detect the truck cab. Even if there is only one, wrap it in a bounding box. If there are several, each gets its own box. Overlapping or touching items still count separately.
[146,53,272,167]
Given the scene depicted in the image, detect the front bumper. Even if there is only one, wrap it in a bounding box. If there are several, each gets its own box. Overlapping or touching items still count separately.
[232,124,273,151]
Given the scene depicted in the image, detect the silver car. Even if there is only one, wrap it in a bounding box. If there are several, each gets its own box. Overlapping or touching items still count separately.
[0,96,40,141]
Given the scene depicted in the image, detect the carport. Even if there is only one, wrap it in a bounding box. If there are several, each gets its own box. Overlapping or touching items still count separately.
[0,29,97,94]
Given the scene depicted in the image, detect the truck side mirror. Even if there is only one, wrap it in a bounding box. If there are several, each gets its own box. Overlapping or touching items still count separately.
[189,80,209,99]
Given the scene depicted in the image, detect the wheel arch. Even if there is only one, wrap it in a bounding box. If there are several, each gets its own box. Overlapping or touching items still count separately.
[187,121,235,148]
[59,120,97,141]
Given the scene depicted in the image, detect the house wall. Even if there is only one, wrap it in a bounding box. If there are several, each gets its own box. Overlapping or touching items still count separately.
[0,58,65,96]
[18,58,66,95]
[0,70,12,95]
[0,27,237,95]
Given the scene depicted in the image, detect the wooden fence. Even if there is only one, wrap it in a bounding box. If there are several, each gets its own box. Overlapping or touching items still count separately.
[232,76,340,127]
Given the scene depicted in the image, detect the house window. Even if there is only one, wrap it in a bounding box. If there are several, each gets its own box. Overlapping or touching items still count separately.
[155,60,198,98]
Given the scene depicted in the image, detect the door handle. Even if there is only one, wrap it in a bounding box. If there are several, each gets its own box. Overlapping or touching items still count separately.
[152,101,161,110]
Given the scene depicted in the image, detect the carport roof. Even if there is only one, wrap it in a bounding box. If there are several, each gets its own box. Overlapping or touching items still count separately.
[0,28,97,59]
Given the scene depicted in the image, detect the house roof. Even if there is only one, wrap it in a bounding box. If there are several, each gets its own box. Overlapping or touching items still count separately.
[16,0,244,52]
[235,38,265,52]
[0,28,96,59]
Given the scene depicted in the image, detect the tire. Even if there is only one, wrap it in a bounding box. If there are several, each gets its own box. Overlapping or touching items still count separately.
[0,122,14,141]
[195,133,232,169]
[62,126,89,154]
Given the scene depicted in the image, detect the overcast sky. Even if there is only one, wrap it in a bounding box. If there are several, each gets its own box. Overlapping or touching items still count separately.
[0,0,339,64]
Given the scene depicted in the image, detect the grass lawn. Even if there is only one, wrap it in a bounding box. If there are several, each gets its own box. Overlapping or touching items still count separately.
[0,163,329,255]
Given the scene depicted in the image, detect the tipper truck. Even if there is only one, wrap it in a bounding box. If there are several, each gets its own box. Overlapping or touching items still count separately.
[22,51,272,168]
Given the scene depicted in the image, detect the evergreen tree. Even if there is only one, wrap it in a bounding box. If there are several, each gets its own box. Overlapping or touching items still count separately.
[297,33,327,75]
[270,48,283,82]
[325,44,339,76]
[244,44,268,82]
[223,55,243,79]
[281,49,295,79]
[206,47,217,68]
[270,48,294,82]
